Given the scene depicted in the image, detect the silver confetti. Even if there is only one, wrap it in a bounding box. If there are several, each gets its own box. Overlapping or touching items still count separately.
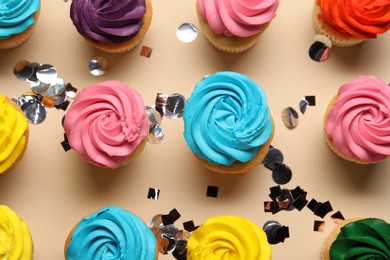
[36,64,58,85]
[148,123,165,144]
[281,107,299,129]
[299,99,310,114]
[44,78,66,97]
[308,35,332,62]
[89,56,108,76]
[156,93,186,119]
[263,220,282,245]
[13,60,34,80]
[176,23,198,43]
[23,102,47,124]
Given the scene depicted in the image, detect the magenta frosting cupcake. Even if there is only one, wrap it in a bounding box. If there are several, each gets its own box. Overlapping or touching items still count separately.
[324,75,390,163]
[64,81,148,168]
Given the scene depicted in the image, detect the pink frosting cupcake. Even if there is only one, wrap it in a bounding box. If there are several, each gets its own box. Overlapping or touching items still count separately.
[324,75,390,164]
[63,81,148,168]
[196,0,279,53]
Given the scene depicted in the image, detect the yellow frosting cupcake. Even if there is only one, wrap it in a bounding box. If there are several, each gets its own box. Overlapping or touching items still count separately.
[187,215,271,259]
[0,205,33,259]
[0,94,29,174]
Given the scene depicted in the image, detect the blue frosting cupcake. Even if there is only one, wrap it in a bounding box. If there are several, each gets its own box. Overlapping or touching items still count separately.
[183,71,274,174]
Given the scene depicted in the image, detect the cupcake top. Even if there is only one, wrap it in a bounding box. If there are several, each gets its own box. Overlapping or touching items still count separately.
[183,71,273,166]
[70,0,146,44]
[63,80,148,168]
[0,94,28,174]
[187,215,271,260]
[0,0,40,40]
[325,75,390,163]
[0,205,33,259]
[65,206,156,260]
[330,218,390,259]
[317,0,390,39]
[197,0,279,37]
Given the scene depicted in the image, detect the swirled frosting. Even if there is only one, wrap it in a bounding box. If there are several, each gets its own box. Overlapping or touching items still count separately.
[317,0,390,39]
[70,0,146,44]
[63,81,148,168]
[197,0,279,37]
[187,215,271,260]
[330,218,390,259]
[183,71,273,166]
[0,205,33,259]
[325,75,390,163]
[0,0,40,40]
[65,206,156,260]
[0,94,28,174]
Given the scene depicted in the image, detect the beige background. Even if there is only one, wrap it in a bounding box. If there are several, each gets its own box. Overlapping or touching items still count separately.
[1,0,389,259]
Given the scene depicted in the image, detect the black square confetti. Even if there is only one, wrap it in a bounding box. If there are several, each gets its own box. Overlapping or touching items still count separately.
[183,220,197,232]
[269,185,282,201]
[206,186,219,198]
[61,134,71,152]
[292,196,308,211]
[162,214,174,226]
[275,225,290,243]
[305,95,316,106]
[169,208,181,223]
[147,188,160,200]
[331,211,345,221]
[314,220,325,232]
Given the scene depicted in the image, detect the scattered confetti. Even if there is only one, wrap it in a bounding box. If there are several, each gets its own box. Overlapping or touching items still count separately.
[140,45,153,58]
[206,186,219,198]
[147,188,160,200]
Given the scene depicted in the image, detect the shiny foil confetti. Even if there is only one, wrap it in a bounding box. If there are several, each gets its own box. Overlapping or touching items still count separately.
[308,35,332,62]
[331,211,345,224]
[263,220,290,244]
[206,185,219,198]
[314,220,325,232]
[150,209,195,259]
[13,61,77,124]
[88,56,108,76]
[147,188,160,200]
[140,45,153,58]
[272,164,292,185]
[299,99,310,114]
[281,107,299,129]
[262,146,284,170]
[307,199,333,218]
[176,23,198,43]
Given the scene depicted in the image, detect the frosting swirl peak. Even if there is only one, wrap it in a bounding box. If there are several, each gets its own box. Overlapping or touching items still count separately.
[63,81,148,168]
[330,218,390,260]
[0,94,28,174]
[0,205,33,260]
[0,0,40,40]
[198,0,279,37]
[187,215,271,260]
[70,0,146,44]
[317,0,390,39]
[65,206,156,260]
[184,71,273,166]
[325,75,390,163]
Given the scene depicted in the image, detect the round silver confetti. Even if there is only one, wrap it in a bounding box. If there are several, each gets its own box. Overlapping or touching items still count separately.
[263,220,282,245]
[36,64,58,85]
[44,78,66,97]
[263,147,284,170]
[172,240,188,260]
[13,60,35,80]
[308,35,332,62]
[26,62,42,83]
[16,95,40,111]
[176,23,198,43]
[89,56,108,76]
[159,224,179,238]
[146,106,162,125]
[272,164,292,185]
[31,82,50,95]
[160,233,176,254]
[281,107,299,129]
[148,123,165,144]
[299,99,310,114]
[54,90,68,106]
[23,102,47,124]
[163,93,186,119]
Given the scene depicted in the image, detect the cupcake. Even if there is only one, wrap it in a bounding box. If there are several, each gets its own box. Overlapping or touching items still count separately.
[312,0,390,47]
[183,71,274,174]
[64,206,158,259]
[187,215,271,259]
[196,0,279,53]
[63,80,148,168]
[321,218,390,260]
[324,75,390,164]
[0,205,33,259]
[0,0,41,49]
[0,94,29,174]
[70,0,152,53]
